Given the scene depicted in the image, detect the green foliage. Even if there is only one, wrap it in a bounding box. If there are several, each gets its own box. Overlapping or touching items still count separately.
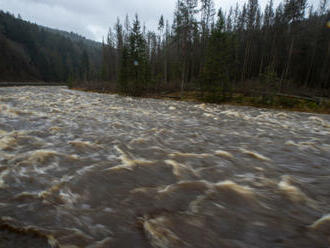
[80,50,90,81]
[260,65,278,87]
[305,101,318,109]
[70,0,330,98]
[284,0,307,23]
[3,0,329,101]
[118,15,152,96]
[260,65,280,99]
[203,87,225,103]
[200,10,234,101]
[277,96,299,107]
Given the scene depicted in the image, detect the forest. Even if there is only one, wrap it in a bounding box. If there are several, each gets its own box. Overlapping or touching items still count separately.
[98,0,330,102]
[1,0,330,104]
[0,10,101,82]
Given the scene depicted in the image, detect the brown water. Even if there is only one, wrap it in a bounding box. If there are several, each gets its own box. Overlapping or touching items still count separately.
[0,86,329,248]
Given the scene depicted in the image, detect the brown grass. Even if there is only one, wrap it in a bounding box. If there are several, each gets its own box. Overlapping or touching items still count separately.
[71,87,330,115]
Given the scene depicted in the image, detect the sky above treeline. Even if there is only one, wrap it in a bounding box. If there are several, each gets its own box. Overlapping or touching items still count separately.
[0,0,323,42]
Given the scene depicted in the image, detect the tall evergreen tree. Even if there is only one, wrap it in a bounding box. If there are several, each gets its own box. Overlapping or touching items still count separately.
[173,0,199,95]
[118,15,151,95]
[201,9,234,101]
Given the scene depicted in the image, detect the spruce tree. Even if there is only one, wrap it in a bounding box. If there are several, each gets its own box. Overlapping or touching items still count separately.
[118,15,151,95]
[201,9,234,102]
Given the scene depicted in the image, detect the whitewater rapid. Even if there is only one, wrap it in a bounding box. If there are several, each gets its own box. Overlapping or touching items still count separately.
[0,86,329,247]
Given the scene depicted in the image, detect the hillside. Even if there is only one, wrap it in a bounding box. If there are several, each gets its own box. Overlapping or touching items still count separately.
[0,10,102,82]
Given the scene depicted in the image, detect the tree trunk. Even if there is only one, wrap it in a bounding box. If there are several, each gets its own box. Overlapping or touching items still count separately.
[181,59,186,98]
[241,39,251,82]
[280,37,295,93]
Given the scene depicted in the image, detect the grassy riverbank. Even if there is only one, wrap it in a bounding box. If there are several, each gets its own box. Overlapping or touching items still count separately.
[165,91,330,114]
[72,86,330,115]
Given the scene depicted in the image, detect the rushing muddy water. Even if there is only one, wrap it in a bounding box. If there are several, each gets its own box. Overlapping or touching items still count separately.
[0,86,329,248]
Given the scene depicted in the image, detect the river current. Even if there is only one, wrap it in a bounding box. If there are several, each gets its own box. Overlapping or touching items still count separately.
[0,86,329,248]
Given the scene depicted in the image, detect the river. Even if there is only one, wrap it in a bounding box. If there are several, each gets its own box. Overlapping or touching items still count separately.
[0,86,329,248]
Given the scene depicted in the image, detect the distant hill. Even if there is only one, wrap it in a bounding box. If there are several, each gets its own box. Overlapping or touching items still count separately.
[0,10,102,82]
[41,25,102,49]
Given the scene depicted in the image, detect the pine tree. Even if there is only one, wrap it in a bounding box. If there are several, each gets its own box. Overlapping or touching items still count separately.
[80,50,90,81]
[173,0,199,96]
[119,45,129,92]
[284,0,307,23]
[201,9,234,102]
[264,0,275,27]
[118,15,151,95]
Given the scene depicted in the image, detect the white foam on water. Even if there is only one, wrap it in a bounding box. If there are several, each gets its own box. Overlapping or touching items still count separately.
[203,113,214,118]
[275,112,289,119]
[255,112,272,120]
[13,191,40,200]
[165,160,194,178]
[240,148,271,162]
[103,208,114,213]
[278,176,316,208]
[49,126,62,133]
[215,150,234,159]
[0,104,17,117]
[310,214,330,230]
[0,129,7,136]
[38,175,73,199]
[158,180,211,194]
[0,169,9,188]
[285,140,321,151]
[0,135,16,150]
[89,224,113,237]
[213,202,226,209]
[143,216,184,248]
[59,189,80,207]
[169,152,211,158]
[195,103,207,109]
[309,116,330,128]
[189,194,209,213]
[108,145,155,171]
[188,180,256,214]
[215,180,255,197]
[76,165,99,176]
[27,150,58,163]
[129,137,150,144]
[221,110,242,118]
[69,140,103,149]
[47,236,60,248]
[1,86,330,247]
[285,140,297,146]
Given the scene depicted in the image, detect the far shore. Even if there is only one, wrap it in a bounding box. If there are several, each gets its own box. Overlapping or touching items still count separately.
[71,87,330,115]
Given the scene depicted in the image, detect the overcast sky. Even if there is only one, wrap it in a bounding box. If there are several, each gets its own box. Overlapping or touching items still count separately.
[0,0,322,42]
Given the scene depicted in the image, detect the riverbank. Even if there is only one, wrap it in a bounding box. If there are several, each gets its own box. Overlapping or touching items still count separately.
[72,87,330,115]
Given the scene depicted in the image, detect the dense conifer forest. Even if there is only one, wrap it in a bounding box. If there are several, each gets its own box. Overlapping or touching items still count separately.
[99,0,330,99]
[1,0,329,102]
[0,10,102,82]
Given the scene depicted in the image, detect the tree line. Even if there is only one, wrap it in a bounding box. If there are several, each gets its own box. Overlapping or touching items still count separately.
[1,1,329,100]
[101,0,330,99]
[0,10,101,83]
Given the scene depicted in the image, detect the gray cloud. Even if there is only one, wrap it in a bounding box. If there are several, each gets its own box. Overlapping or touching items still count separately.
[0,0,321,41]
